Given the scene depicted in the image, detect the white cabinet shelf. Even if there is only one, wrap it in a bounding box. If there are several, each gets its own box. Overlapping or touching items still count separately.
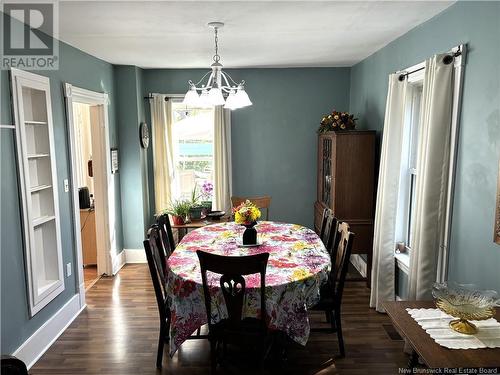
[33,215,56,227]
[27,153,50,159]
[30,184,52,193]
[10,68,64,317]
[25,120,48,125]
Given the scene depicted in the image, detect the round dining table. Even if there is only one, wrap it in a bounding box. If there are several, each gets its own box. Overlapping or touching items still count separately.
[165,221,331,356]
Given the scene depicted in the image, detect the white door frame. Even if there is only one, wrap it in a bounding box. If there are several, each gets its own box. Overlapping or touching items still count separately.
[64,83,114,307]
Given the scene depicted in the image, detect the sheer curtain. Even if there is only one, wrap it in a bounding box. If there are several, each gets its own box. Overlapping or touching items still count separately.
[370,74,408,312]
[150,94,174,213]
[409,55,454,300]
[213,105,232,213]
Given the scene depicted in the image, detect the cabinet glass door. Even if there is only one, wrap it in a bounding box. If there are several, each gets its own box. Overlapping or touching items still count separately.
[321,138,332,207]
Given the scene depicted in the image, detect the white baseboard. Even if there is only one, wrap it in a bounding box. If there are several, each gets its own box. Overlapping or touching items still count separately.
[112,250,126,274]
[350,254,367,278]
[13,294,83,369]
[124,248,147,263]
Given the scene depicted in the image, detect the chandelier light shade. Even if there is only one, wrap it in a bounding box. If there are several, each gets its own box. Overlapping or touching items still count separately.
[182,22,252,110]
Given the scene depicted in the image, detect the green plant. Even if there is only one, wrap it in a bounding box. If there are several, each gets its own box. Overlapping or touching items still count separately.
[163,199,192,217]
[190,184,203,207]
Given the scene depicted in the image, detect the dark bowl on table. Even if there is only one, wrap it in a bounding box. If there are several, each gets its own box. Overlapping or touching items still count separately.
[207,211,225,220]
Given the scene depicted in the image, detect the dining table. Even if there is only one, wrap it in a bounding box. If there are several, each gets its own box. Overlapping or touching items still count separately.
[165,220,331,356]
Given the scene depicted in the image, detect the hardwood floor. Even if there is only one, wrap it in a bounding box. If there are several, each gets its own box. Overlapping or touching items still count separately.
[31,264,408,374]
[83,265,100,291]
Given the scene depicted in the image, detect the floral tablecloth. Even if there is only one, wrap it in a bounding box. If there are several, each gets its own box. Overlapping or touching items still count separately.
[166,221,331,356]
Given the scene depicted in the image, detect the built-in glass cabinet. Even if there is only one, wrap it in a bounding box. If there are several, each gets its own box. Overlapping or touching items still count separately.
[10,69,64,316]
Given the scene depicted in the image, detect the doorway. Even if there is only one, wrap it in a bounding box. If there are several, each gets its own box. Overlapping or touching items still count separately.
[64,84,115,308]
[73,102,100,290]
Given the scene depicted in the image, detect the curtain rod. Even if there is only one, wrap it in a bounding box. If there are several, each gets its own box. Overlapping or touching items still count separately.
[143,93,184,101]
[398,46,463,82]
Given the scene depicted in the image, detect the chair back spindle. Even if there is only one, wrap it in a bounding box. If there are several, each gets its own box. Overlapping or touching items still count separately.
[156,213,175,257]
[329,222,355,306]
[320,208,338,252]
[144,225,169,320]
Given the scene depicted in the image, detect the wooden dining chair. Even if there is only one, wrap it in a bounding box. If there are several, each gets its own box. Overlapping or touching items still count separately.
[231,196,271,220]
[320,208,337,251]
[311,221,355,357]
[143,225,171,368]
[196,250,269,374]
[156,212,176,257]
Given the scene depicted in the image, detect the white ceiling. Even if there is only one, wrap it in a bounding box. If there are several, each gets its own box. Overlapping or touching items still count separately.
[58,1,454,69]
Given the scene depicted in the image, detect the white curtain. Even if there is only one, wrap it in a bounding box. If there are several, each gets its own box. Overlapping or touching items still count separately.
[150,94,174,213]
[409,55,454,300]
[370,74,408,312]
[213,106,232,213]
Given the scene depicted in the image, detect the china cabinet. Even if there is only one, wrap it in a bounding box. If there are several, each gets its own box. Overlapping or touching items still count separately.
[314,130,376,286]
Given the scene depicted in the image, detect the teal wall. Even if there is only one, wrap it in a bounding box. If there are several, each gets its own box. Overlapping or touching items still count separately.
[349,1,500,291]
[114,66,150,249]
[0,15,122,353]
[142,68,351,228]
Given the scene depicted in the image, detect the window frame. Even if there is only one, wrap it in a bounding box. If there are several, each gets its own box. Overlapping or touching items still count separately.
[402,80,423,254]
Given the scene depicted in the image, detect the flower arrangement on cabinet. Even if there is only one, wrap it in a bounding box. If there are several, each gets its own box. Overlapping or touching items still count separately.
[233,200,261,226]
[318,110,357,133]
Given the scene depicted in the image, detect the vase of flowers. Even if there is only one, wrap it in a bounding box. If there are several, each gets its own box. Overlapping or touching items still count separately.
[233,200,261,245]
[318,110,357,133]
[200,181,213,215]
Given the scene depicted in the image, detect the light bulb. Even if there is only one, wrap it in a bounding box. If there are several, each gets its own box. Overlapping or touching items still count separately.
[224,89,239,110]
[234,86,252,108]
[208,87,225,106]
[182,86,201,106]
[199,88,211,108]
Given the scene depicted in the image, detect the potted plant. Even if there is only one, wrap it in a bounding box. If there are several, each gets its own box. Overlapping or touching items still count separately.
[188,185,204,221]
[164,199,191,225]
[200,181,213,215]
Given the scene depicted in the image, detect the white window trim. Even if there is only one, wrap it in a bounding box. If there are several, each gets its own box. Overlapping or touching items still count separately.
[394,45,467,284]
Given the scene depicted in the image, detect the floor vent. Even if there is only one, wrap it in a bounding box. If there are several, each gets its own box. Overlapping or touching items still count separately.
[382,324,403,341]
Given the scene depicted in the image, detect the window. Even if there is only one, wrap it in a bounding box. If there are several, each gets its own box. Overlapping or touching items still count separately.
[396,77,423,257]
[405,84,422,250]
[170,101,214,200]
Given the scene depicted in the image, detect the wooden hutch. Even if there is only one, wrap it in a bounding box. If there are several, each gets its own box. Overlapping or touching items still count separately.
[314,130,376,286]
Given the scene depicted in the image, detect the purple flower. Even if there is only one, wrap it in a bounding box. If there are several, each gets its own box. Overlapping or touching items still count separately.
[201,181,213,199]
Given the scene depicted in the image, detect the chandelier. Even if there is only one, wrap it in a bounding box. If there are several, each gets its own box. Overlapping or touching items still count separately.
[182,22,252,110]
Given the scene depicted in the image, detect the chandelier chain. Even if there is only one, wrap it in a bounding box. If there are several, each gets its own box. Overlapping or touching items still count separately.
[213,27,220,63]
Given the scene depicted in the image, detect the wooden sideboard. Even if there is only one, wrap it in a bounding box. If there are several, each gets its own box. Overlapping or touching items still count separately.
[80,209,97,266]
[314,130,376,286]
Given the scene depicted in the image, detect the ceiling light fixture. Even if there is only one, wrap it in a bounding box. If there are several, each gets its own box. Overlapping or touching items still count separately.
[182,22,252,110]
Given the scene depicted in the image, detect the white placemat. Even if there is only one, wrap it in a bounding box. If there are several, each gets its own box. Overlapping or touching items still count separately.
[406,308,500,349]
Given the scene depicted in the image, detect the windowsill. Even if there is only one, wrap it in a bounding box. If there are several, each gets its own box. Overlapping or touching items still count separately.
[394,251,410,274]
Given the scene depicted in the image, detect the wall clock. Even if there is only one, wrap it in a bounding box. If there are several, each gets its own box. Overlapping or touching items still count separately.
[140,122,149,149]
